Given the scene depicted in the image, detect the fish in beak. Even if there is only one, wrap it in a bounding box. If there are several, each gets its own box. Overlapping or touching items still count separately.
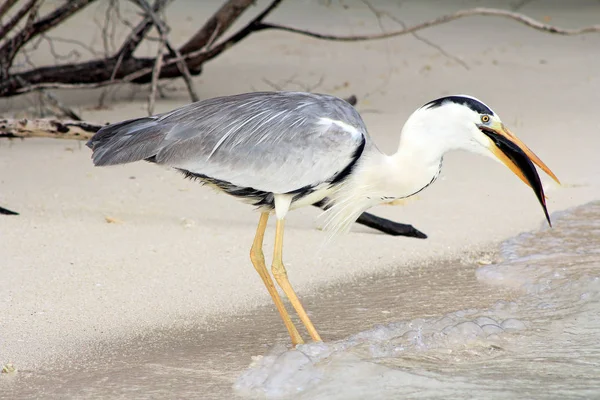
[480,123,560,226]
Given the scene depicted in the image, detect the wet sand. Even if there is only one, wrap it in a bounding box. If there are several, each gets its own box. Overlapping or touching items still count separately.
[3,253,519,398]
[1,0,600,398]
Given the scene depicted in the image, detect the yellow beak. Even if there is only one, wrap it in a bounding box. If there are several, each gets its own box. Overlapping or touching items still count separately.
[481,122,560,226]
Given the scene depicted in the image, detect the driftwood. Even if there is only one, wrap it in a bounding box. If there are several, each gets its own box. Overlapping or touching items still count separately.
[0,0,279,98]
[0,117,103,140]
[0,115,427,238]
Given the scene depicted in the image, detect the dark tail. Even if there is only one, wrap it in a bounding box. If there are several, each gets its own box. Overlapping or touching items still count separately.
[86,116,166,166]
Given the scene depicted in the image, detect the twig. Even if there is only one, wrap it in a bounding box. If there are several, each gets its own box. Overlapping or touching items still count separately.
[0,0,20,21]
[179,0,255,54]
[410,31,470,70]
[148,39,165,115]
[0,0,43,77]
[134,0,199,102]
[261,74,325,92]
[255,7,600,41]
[0,0,39,41]
[0,0,284,97]
[204,21,222,50]
[511,0,534,11]
[2,5,600,98]
[181,0,284,71]
[115,0,170,59]
[14,75,81,120]
[101,0,169,107]
[366,1,470,70]
[0,0,98,74]
[38,89,82,120]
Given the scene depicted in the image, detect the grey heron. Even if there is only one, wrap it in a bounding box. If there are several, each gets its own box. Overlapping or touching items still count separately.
[87,92,560,346]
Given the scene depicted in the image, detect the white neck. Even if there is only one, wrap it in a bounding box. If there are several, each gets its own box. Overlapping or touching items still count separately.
[370,103,480,199]
[321,140,444,235]
[375,141,444,200]
[359,113,450,201]
[322,100,486,235]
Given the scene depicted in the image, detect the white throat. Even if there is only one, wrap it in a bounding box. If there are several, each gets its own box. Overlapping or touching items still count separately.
[322,100,482,235]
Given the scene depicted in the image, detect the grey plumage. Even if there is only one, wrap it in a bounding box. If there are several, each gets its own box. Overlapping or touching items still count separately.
[87,92,373,207]
[85,91,559,346]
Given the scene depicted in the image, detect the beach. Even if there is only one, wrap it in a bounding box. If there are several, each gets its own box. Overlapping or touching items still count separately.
[1,1,599,398]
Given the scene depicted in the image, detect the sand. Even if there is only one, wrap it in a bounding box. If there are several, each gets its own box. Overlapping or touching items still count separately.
[1,0,599,397]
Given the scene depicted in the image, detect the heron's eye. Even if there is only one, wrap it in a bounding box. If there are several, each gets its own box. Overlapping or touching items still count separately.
[481,115,490,123]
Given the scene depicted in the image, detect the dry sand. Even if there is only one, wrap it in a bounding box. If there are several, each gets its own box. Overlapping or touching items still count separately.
[1,0,599,397]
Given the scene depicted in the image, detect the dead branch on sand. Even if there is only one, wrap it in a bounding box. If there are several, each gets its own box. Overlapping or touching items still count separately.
[0,1,598,106]
[256,7,600,42]
[0,117,103,140]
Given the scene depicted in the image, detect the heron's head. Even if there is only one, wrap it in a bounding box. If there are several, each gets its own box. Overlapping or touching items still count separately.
[405,95,560,225]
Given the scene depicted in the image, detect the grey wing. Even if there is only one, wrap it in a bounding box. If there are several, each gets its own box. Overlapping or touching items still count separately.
[87,92,369,193]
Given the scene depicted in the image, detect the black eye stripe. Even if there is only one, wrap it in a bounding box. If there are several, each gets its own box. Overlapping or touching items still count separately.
[423,96,494,115]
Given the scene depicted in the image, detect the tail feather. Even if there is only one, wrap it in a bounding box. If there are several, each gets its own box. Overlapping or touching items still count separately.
[86,117,167,166]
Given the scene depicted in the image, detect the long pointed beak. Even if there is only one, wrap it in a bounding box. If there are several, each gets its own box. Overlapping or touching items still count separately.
[480,123,560,226]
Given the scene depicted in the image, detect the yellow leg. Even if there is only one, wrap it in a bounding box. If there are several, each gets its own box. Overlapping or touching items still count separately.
[250,212,304,346]
[271,218,322,342]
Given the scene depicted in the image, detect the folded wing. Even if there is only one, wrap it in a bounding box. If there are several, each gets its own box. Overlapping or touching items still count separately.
[87,92,370,194]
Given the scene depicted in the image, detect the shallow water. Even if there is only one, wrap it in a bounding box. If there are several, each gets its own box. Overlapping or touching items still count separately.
[236,202,600,399]
[3,202,599,399]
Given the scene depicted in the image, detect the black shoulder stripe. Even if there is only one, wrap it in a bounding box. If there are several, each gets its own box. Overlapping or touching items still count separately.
[286,137,366,204]
[329,135,367,185]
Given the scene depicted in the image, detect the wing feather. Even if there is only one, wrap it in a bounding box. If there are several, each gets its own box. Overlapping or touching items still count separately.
[87,92,371,194]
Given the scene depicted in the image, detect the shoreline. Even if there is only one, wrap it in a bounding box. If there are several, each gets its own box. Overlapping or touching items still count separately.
[4,245,519,398]
[1,0,600,397]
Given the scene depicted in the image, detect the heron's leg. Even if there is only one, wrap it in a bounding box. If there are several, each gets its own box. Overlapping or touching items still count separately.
[271,218,322,342]
[250,212,304,346]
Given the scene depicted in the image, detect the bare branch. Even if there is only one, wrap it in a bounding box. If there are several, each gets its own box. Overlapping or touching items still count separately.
[39,90,82,120]
[0,0,98,75]
[129,0,284,83]
[1,4,599,99]
[183,0,284,71]
[148,38,165,115]
[115,0,170,59]
[362,1,470,70]
[133,0,199,102]
[0,0,39,41]
[17,73,83,120]
[179,0,255,54]
[0,0,20,21]
[256,7,600,41]
[0,0,283,97]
